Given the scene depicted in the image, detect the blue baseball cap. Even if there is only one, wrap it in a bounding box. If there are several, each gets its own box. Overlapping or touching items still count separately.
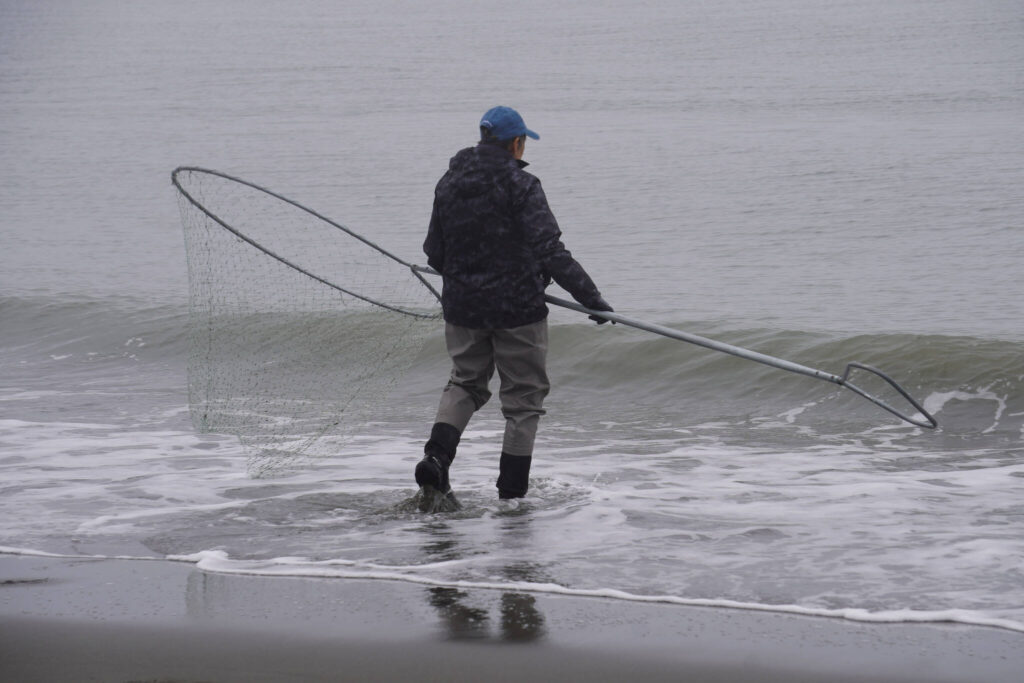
[479,106,539,141]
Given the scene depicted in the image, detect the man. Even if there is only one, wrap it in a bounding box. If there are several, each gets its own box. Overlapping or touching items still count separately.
[418,105,612,506]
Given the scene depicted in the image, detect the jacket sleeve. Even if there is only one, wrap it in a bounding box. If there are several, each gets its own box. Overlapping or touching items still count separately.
[423,200,445,274]
[517,178,604,309]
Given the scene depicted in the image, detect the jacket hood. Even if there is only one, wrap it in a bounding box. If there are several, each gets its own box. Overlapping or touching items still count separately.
[445,145,528,199]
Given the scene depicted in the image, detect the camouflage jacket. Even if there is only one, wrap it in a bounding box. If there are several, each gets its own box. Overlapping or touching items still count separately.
[424,143,604,329]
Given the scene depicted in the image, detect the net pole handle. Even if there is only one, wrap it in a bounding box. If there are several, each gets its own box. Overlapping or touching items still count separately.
[543,295,938,430]
[545,295,833,379]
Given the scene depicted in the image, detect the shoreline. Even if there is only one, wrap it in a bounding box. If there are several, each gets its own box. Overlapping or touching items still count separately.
[2,554,1022,682]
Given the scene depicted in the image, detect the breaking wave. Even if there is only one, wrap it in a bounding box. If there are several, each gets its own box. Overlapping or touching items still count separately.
[3,292,1021,441]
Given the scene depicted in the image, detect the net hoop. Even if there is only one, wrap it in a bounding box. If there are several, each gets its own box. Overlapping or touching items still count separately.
[172,166,439,317]
[172,166,442,476]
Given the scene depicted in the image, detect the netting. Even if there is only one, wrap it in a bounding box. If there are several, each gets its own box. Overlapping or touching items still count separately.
[173,167,441,477]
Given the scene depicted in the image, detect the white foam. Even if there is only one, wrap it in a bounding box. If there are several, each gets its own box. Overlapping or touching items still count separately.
[5,411,1024,641]
[4,546,1022,634]
[924,386,1006,433]
[0,546,170,562]
[74,499,252,533]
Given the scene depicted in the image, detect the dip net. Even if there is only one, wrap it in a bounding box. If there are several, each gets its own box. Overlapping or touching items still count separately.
[172,167,441,477]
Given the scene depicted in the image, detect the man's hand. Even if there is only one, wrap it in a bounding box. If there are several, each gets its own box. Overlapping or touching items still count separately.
[588,297,615,325]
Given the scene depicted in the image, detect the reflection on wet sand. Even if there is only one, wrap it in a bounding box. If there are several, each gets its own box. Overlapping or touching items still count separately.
[428,587,490,639]
[421,506,548,643]
[499,590,545,642]
[427,574,546,643]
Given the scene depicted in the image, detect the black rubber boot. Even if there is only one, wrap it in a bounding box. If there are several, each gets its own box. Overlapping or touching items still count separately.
[496,452,532,499]
[416,422,461,493]
[415,452,451,493]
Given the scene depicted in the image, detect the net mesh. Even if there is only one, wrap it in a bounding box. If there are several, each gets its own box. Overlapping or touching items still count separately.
[173,167,441,477]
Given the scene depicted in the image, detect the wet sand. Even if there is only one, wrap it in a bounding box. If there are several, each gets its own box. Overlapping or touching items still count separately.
[1,554,1021,682]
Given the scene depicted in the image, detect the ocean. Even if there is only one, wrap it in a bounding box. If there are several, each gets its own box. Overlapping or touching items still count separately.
[2,0,1023,634]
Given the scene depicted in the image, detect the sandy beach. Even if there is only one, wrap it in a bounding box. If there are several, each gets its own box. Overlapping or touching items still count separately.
[2,554,1021,682]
